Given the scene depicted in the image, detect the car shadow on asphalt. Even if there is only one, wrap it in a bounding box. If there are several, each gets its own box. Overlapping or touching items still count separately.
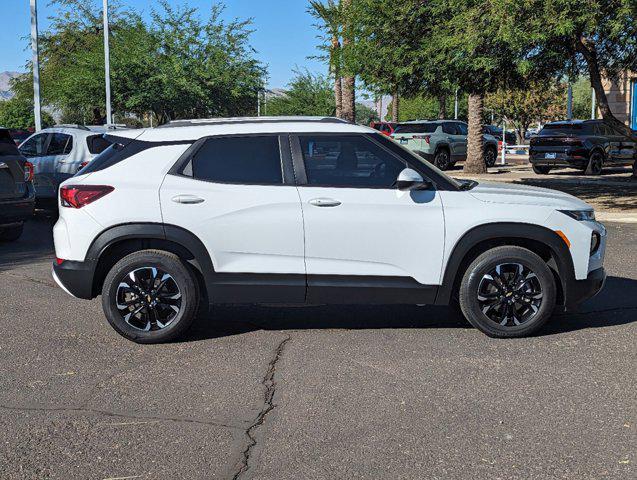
[0,212,56,272]
[184,275,637,341]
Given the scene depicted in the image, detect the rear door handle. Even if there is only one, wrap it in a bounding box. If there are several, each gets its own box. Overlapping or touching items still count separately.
[309,197,341,207]
[171,194,205,204]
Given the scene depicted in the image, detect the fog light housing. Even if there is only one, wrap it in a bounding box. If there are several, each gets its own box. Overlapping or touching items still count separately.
[590,231,601,255]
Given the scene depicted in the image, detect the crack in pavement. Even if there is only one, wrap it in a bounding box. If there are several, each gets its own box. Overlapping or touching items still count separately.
[0,404,241,430]
[232,335,290,480]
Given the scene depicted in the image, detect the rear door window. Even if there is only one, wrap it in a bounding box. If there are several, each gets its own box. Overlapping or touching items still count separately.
[18,133,48,157]
[46,133,73,155]
[190,136,283,185]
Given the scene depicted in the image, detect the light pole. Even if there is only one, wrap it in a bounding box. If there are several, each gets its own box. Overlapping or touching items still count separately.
[591,88,596,119]
[454,88,459,120]
[103,0,112,125]
[566,83,573,120]
[29,0,42,131]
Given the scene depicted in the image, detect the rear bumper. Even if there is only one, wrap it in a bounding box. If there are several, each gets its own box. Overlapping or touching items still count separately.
[52,259,95,299]
[564,267,606,309]
[0,184,35,226]
[530,155,588,168]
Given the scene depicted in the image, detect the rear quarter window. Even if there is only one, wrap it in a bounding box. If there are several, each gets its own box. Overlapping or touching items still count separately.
[394,123,438,134]
[86,134,113,154]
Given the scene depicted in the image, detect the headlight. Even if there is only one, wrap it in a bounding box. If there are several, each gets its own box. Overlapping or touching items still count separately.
[558,210,596,221]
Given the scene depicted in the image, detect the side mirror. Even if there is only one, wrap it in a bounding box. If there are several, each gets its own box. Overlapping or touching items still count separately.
[395,168,432,191]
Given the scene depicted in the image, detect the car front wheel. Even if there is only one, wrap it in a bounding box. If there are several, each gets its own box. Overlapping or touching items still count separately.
[101,250,200,343]
[458,246,556,338]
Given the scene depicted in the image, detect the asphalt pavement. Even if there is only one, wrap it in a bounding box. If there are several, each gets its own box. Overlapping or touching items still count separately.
[0,216,635,479]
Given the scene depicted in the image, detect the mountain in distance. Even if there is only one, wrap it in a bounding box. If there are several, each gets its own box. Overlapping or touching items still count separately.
[0,71,22,100]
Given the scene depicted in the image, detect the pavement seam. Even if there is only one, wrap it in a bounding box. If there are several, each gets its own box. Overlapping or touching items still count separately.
[0,404,241,430]
[232,335,291,480]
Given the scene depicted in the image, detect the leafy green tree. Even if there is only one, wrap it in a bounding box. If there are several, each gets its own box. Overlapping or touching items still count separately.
[572,77,594,120]
[267,70,335,117]
[495,0,636,137]
[387,94,469,122]
[485,82,566,143]
[13,0,266,125]
[0,96,54,130]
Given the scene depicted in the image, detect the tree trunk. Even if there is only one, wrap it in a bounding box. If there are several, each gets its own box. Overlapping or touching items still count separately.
[331,36,343,118]
[334,76,343,118]
[392,91,399,123]
[437,95,447,119]
[575,36,636,139]
[340,0,356,123]
[464,93,486,174]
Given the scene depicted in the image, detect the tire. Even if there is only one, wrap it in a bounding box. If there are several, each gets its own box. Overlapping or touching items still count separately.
[0,223,24,242]
[458,246,556,338]
[532,165,551,175]
[433,148,451,170]
[484,147,497,168]
[585,150,604,175]
[101,249,200,343]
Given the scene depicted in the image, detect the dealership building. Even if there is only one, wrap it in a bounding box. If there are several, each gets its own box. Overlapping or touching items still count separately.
[603,71,637,130]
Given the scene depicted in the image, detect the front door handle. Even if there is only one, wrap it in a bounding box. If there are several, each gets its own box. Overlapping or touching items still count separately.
[172,194,205,204]
[309,197,341,207]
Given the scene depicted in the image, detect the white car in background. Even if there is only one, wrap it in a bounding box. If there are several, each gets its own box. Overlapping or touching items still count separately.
[18,125,114,204]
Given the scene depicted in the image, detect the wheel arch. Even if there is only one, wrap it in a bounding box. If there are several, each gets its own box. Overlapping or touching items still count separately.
[435,222,575,307]
[87,223,215,299]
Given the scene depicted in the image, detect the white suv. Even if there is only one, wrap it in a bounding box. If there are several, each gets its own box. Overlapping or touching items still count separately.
[52,117,607,343]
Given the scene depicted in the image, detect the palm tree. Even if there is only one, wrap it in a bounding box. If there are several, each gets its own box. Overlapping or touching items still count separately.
[464,93,487,174]
[308,0,343,118]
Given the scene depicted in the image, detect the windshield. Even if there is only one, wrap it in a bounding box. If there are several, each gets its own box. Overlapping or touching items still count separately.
[373,133,463,190]
[393,123,439,134]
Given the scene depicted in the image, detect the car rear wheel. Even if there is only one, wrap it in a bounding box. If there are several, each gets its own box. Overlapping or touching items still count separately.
[433,149,450,170]
[0,222,24,242]
[458,246,556,338]
[532,165,551,175]
[585,151,604,175]
[102,250,200,343]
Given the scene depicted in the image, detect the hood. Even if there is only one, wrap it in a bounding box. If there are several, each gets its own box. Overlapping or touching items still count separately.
[469,181,592,210]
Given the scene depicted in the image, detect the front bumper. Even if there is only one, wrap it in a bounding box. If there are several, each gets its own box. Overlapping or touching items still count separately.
[0,184,35,226]
[52,259,96,299]
[564,267,606,309]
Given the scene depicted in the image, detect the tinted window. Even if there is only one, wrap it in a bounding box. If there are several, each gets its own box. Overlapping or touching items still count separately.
[78,135,150,175]
[394,123,438,134]
[86,134,113,154]
[18,133,48,157]
[455,122,468,135]
[442,122,458,135]
[47,133,73,155]
[191,136,282,184]
[299,134,406,188]
[539,123,592,136]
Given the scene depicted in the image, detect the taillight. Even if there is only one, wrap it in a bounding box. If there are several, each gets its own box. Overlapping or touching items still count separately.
[24,161,34,182]
[60,185,114,209]
[413,135,431,144]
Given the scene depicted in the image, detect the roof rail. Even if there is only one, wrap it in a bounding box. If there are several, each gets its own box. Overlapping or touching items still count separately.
[55,124,90,130]
[156,116,351,129]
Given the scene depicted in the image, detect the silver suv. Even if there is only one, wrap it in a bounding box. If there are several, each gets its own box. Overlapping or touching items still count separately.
[18,125,114,204]
[392,120,499,170]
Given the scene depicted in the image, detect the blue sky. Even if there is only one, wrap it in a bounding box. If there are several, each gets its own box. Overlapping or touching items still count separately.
[0,0,326,88]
